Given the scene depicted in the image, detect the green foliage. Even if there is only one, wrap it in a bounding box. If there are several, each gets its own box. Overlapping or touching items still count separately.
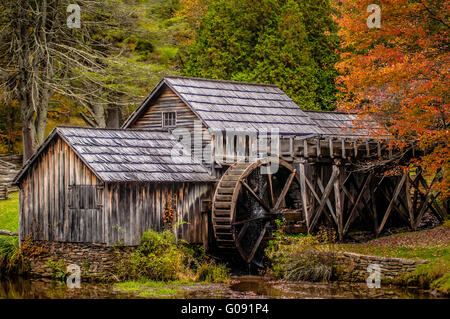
[0,236,26,275]
[184,0,339,110]
[265,230,337,282]
[430,273,450,295]
[45,259,69,281]
[0,102,21,154]
[195,262,230,283]
[113,230,230,283]
[114,280,191,297]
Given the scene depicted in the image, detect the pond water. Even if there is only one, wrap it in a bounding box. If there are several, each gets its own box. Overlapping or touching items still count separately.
[0,276,439,299]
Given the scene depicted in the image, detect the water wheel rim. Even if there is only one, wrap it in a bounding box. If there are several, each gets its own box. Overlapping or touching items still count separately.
[212,159,300,263]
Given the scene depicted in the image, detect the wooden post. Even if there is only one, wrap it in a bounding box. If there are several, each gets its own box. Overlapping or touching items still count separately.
[289,136,294,158]
[298,159,310,231]
[316,138,321,157]
[333,159,343,240]
[377,173,407,235]
[329,138,334,158]
[303,140,309,158]
[405,173,415,229]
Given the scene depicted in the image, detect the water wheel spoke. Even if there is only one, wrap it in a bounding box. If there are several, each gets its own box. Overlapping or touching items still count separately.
[273,170,296,210]
[240,180,271,213]
[246,222,270,263]
[266,165,275,207]
[236,223,250,245]
[232,216,269,226]
[213,159,300,264]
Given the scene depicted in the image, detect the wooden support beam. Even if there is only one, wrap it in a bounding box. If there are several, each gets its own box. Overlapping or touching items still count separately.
[317,176,338,225]
[316,139,321,157]
[309,167,339,232]
[343,172,373,235]
[365,140,370,157]
[413,169,441,229]
[334,162,344,240]
[298,160,310,230]
[341,139,345,159]
[379,186,410,224]
[377,173,407,235]
[289,137,294,158]
[304,174,337,224]
[370,181,379,234]
[274,169,297,211]
[266,166,274,208]
[329,138,334,158]
[303,140,309,158]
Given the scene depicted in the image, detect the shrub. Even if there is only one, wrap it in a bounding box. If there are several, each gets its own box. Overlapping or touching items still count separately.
[0,236,26,275]
[265,229,337,282]
[195,262,230,283]
[113,230,230,283]
[45,259,68,281]
[403,261,450,294]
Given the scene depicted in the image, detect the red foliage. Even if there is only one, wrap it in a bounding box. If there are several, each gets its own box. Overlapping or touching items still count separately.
[336,0,449,196]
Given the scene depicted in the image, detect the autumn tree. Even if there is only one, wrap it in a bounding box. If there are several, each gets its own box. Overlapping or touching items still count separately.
[0,0,171,160]
[336,0,449,196]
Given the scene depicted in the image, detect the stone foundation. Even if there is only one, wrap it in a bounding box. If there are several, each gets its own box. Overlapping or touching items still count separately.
[333,252,427,284]
[24,241,133,280]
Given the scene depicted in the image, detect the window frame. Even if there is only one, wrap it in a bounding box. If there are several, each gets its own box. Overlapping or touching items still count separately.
[68,184,103,209]
[162,111,177,128]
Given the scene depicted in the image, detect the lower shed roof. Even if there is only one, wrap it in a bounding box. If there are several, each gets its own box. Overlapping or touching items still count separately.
[13,127,216,185]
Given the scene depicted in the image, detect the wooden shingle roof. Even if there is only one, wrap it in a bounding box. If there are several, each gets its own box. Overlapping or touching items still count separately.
[14,127,215,184]
[124,76,322,135]
[305,111,383,138]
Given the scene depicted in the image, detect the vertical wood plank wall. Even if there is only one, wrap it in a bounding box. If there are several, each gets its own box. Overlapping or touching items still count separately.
[128,85,212,165]
[19,136,213,246]
[131,85,201,132]
[20,137,101,243]
[104,182,211,246]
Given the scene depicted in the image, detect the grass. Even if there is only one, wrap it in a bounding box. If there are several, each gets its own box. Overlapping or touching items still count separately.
[337,220,450,295]
[113,280,197,297]
[0,191,19,232]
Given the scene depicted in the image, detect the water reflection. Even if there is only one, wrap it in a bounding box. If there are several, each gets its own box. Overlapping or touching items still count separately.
[0,276,438,299]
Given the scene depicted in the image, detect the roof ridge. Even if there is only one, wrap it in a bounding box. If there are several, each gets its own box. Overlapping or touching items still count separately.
[164,76,280,88]
[56,126,171,133]
[303,110,358,115]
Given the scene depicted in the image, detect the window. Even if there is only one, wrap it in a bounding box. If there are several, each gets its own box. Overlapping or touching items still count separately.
[162,111,176,127]
[68,185,103,209]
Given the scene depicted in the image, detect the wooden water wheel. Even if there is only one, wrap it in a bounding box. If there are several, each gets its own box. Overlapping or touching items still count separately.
[212,159,301,264]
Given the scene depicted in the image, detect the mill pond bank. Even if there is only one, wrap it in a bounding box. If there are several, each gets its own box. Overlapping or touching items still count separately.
[1,192,449,299]
[0,276,441,299]
[1,226,448,299]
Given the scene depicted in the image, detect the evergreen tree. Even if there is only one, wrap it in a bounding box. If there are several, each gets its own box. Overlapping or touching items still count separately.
[183,0,339,110]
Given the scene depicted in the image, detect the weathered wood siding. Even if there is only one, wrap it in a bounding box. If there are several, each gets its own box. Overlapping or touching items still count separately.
[104,182,212,246]
[20,137,103,243]
[129,85,213,166]
[19,133,214,247]
[131,85,200,131]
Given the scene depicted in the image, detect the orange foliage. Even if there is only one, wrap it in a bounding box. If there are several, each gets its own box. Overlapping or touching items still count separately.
[336,0,449,197]
[174,0,208,45]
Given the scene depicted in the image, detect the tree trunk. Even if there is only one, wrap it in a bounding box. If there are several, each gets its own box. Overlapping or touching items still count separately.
[106,105,122,128]
[92,103,106,128]
[22,124,34,163]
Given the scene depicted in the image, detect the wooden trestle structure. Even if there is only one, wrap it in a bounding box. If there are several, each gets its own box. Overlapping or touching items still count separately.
[285,135,445,238]
[210,132,447,262]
